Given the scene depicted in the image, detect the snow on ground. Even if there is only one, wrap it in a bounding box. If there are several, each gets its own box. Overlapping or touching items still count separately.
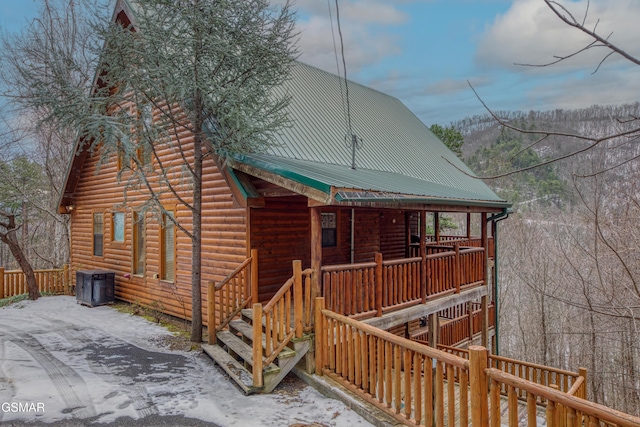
[0,296,373,426]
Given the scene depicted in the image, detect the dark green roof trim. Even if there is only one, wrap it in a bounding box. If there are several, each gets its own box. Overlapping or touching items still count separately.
[334,191,511,208]
[229,152,333,194]
[225,166,261,200]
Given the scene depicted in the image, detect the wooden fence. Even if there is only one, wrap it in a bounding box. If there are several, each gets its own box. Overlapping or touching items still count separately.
[315,297,640,427]
[0,266,70,299]
[315,296,471,426]
[438,345,586,405]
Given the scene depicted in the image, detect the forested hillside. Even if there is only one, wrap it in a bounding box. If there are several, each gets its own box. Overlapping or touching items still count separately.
[455,103,640,415]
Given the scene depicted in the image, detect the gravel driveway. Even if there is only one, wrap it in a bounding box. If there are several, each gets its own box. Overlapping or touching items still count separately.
[0,296,372,427]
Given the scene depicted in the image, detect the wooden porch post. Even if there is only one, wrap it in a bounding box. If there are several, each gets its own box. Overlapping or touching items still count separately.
[428,312,439,348]
[466,212,471,240]
[481,212,489,348]
[375,252,383,317]
[251,248,259,304]
[405,211,412,257]
[454,243,461,294]
[252,303,264,388]
[315,297,325,375]
[420,211,427,303]
[469,346,489,426]
[434,213,440,243]
[310,207,322,300]
[468,301,474,344]
[293,260,303,338]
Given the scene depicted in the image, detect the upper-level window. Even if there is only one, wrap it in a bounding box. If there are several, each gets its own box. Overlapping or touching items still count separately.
[93,212,104,256]
[321,212,337,247]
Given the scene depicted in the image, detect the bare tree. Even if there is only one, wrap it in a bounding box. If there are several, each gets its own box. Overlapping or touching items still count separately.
[469,0,640,179]
[0,211,39,300]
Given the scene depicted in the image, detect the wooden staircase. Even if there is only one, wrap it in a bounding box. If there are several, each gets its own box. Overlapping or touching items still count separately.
[203,308,311,394]
[203,253,315,394]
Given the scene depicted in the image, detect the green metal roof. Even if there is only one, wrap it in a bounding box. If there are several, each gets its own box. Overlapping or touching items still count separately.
[233,62,508,207]
[232,153,508,207]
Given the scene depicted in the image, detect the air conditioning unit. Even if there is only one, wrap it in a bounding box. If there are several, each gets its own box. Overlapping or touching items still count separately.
[76,270,115,307]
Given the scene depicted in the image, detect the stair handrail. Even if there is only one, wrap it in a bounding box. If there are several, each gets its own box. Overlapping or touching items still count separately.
[207,249,258,345]
[253,260,313,387]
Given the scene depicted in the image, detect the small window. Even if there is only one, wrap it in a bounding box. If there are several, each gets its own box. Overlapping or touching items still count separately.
[132,211,145,275]
[135,103,153,166]
[161,211,175,281]
[93,212,104,256]
[321,212,337,248]
[112,212,125,242]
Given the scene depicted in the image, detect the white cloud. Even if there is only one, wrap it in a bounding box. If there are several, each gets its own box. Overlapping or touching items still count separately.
[476,0,640,73]
[288,1,409,73]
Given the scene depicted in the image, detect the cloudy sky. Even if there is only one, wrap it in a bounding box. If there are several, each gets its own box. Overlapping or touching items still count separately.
[2,0,640,126]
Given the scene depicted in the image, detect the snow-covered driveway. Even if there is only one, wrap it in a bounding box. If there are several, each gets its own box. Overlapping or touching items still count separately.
[0,296,372,426]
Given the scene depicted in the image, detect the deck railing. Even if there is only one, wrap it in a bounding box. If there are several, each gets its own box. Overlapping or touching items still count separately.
[315,297,472,427]
[0,266,70,298]
[314,306,640,427]
[438,345,587,405]
[411,304,496,348]
[252,260,313,387]
[486,367,638,427]
[381,256,422,313]
[426,246,485,299]
[411,236,495,258]
[322,248,486,319]
[321,260,377,318]
[207,249,257,345]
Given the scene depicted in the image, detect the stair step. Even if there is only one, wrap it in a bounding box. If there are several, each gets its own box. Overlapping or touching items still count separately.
[202,343,253,394]
[217,330,282,372]
[241,308,255,323]
[228,319,296,359]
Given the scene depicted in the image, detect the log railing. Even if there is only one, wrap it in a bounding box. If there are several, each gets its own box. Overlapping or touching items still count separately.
[411,304,496,347]
[322,249,486,319]
[0,265,70,299]
[207,249,257,345]
[486,365,639,427]
[321,260,377,318]
[315,297,472,427]
[438,345,587,404]
[316,300,639,426]
[426,246,485,299]
[411,236,495,258]
[252,260,313,387]
[381,256,422,314]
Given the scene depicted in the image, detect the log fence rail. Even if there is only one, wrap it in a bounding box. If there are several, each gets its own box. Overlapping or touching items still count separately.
[315,298,640,427]
[0,265,70,299]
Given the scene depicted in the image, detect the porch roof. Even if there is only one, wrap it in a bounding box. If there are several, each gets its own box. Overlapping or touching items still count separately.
[229,152,510,208]
[228,62,509,209]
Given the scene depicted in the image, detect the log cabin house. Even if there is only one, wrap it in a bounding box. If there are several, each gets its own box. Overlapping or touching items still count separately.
[58,0,512,399]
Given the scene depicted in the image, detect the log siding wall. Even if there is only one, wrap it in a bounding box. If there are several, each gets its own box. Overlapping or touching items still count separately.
[69,105,247,321]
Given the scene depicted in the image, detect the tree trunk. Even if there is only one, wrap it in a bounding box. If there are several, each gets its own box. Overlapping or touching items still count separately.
[0,213,40,300]
[190,130,203,342]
